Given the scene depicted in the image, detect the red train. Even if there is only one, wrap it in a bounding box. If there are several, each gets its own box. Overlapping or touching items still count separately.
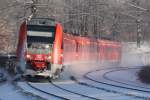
[63,33,121,65]
[16,18,63,79]
[15,17,121,79]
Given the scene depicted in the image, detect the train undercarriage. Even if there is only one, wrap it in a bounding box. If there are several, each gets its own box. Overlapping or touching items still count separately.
[5,60,64,80]
[24,63,63,79]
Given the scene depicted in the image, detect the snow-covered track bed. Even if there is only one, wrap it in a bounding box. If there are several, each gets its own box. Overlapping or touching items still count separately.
[83,67,150,100]
[102,68,150,90]
[70,76,150,100]
[50,80,102,100]
[15,67,150,100]
[18,81,104,100]
[17,82,72,100]
[14,82,47,100]
[19,78,138,100]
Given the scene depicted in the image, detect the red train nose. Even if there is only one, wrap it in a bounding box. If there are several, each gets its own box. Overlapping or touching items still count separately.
[32,61,47,70]
[31,54,47,70]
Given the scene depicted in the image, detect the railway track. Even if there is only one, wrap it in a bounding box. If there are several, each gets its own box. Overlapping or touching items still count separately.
[2,53,150,100]
[49,80,102,100]
[26,82,69,100]
[103,68,150,90]
[70,76,150,100]
[15,67,150,100]
[0,55,101,100]
[13,81,47,100]
[83,67,150,100]
[18,80,102,100]
[86,67,150,93]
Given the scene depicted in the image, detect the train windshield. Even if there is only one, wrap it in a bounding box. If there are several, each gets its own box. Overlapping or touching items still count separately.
[27,43,53,54]
[27,25,56,43]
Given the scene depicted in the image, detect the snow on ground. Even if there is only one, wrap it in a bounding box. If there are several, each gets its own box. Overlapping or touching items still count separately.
[121,42,150,67]
[103,68,150,89]
[78,71,150,100]
[0,68,40,100]
[0,82,36,100]
[18,80,142,100]
[122,42,150,54]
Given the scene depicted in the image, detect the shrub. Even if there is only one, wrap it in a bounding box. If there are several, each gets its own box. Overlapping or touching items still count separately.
[138,66,150,84]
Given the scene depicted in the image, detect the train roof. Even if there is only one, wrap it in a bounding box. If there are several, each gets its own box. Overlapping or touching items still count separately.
[27,18,57,26]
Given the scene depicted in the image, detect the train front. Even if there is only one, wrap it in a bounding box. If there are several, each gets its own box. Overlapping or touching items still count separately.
[25,18,63,79]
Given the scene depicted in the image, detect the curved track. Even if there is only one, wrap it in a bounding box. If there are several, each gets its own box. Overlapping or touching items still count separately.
[72,78,150,100]
[70,76,150,100]
[103,68,150,90]
[84,69,150,93]
[14,82,48,100]
[22,81,103,100]
[17,67,150,100]
[26,82,69,100]
[80,67,150,100]
[85,67,150,93]
[49,80,102,100]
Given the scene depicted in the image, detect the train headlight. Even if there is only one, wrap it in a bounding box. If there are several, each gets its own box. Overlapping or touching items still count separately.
[47,56,51,61]
[26,54,31,59]
[45,45,49,49]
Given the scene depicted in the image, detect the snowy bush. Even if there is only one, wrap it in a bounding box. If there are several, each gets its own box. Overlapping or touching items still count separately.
[138,66,150,84]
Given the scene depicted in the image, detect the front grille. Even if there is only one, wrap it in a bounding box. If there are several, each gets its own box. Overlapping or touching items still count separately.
[32,60,44,62]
